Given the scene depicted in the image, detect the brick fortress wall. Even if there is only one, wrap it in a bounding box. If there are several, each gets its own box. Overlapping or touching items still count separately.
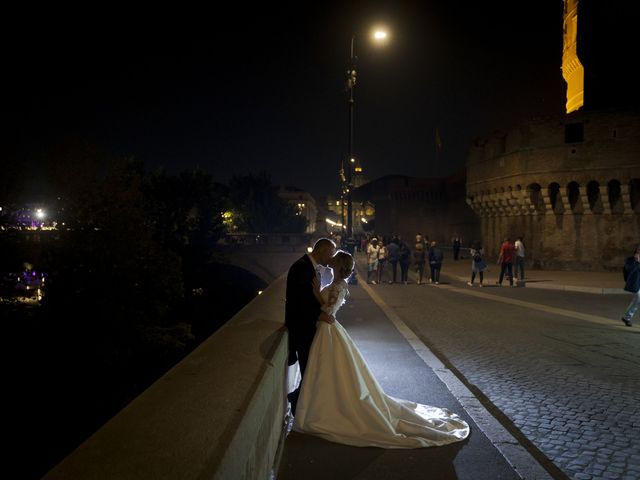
[466,110,640,271]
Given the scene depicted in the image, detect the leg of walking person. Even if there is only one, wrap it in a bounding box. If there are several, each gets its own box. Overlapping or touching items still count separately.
[434,265,441,284]
[498,263,505,285]
[622,290,640,325]
[507,263,514,286]
[391,261,397,283]
[403,263,409,283]
[479,270,484,286]
[518,257,525,281]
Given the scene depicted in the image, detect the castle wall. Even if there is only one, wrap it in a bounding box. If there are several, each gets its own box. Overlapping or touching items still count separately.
[466,111,640,270]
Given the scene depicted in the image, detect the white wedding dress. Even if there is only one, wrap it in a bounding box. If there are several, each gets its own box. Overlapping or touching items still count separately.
[292,280,470,448]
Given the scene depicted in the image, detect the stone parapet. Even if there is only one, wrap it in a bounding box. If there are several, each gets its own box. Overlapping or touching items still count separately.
[44,277,290,480]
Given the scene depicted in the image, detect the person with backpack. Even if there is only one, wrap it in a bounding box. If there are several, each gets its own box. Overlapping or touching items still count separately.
[467,241,487,287]
[621,246,640,327]
[428,240,444,285]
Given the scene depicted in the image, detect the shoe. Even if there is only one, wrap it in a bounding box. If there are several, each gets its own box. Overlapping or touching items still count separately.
[621,317,632,327]
[372,281,377,285]
[435,281,439,285]
[467,282,473,286]
[479,284,484,287]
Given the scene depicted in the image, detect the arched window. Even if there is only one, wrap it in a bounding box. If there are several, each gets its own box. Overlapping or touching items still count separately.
[608,180,623,214]
[630,179,640,213]
[567,181,581,213]
[587,180,603,213]
[527,183,543,212]
[548,183,561,213]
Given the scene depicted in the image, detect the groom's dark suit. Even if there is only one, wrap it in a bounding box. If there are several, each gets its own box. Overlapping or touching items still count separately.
[285,254,321,413]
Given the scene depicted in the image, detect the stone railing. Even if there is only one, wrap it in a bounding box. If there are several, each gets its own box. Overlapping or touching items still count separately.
[44,276,290,480]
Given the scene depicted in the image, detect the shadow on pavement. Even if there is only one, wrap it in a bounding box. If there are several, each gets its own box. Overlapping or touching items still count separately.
[278,431,465,480]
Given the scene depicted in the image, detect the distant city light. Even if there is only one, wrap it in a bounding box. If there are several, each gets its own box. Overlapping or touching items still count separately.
[307,246,313,253]
[35,208,45,220]
[325,218,343,227]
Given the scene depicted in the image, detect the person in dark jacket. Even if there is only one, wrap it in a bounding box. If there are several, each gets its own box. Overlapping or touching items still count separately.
[621,246,640,327]
[428,240,443,284]
[386,236,400,284]
[398,239,411,284]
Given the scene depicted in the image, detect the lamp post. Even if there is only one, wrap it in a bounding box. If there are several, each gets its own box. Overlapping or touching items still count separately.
[343,28,388,241]
[345,34,356,240]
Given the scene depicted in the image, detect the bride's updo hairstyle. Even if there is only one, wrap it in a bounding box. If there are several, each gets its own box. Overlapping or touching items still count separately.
[334,250,355,280]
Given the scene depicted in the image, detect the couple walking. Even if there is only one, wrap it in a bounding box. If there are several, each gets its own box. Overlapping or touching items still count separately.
[285,238,469,448]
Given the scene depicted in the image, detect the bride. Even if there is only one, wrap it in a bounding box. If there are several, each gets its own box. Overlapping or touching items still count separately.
[292,250,470,448]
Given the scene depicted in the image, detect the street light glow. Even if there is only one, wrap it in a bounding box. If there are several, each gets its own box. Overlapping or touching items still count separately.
[374,30,387,40]
[371,27,390,44]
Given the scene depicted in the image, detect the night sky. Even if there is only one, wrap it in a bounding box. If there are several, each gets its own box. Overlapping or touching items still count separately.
[4,1,565,199]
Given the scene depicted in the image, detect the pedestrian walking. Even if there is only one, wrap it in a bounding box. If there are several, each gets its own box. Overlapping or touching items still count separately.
[514,236,525,283]
[377,239,388,284]
[413,241,426,284]
[497,237,515,287]
[398,239,411,284]
[387,236,399,284]
[621,246,640,327]
[428,240,443,284]
[467,241,487,286]
[366,237,380,284]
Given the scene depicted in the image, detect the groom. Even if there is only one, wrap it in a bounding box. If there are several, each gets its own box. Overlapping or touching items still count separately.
[285,237,336,415]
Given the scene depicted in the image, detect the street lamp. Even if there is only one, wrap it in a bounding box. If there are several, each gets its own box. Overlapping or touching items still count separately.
[343,27,389,240]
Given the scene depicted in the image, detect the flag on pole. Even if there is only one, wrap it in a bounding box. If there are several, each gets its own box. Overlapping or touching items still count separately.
[435,127,443,151]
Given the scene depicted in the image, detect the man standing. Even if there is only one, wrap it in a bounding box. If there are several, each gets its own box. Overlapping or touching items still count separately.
[285,238,336,414]
[497,237,515,287]
[452,237,461,260]
[387,236,399,284]
[514,236,525,283]
[621,246,640,327]
[428,240,443,285]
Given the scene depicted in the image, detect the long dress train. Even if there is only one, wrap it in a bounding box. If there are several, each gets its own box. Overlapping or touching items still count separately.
[293,280,470,448]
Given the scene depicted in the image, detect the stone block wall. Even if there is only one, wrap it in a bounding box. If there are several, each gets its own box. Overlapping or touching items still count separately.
[466,110,640,270]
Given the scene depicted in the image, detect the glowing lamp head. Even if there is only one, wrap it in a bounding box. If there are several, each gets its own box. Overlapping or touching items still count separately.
[36,208,46,220]
[371,27,390,45]
[374,31,387,40]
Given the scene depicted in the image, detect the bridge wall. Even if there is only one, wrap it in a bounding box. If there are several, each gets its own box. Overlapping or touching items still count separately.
[44,276,291,480]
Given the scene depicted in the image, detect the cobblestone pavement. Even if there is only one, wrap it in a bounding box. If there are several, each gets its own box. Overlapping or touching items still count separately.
[354,255,640,480]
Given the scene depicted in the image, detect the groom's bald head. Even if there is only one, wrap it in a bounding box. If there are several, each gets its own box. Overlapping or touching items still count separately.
[311,238,336,266]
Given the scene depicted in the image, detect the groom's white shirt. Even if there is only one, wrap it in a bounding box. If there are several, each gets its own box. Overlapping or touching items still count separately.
[307,254,333,289]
